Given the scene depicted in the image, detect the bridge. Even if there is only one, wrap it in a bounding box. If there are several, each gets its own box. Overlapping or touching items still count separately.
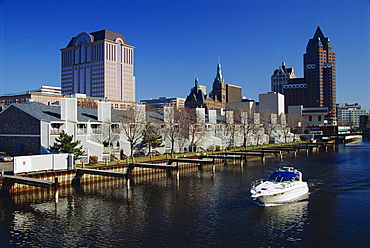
[318,132,364,143]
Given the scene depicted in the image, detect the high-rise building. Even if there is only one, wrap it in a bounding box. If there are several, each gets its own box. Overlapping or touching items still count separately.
[61,30,135,102]
[271,62,296,94]
[304,26,336,120]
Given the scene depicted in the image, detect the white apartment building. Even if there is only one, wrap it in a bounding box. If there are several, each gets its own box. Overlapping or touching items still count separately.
[61,30,135,102]
[337,103,366,127]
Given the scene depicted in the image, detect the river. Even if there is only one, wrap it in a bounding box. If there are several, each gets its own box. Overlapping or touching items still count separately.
[0,140,369,247]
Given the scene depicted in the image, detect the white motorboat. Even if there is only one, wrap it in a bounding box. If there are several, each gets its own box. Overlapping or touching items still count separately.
[250,167,309,206]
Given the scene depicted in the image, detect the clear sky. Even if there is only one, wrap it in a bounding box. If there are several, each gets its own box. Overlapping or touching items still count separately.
[0,0,369,109]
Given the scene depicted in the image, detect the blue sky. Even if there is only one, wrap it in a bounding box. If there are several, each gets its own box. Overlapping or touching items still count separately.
[1,0,369,109]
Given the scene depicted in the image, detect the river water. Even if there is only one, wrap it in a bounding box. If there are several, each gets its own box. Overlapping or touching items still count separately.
[0,140,369,247]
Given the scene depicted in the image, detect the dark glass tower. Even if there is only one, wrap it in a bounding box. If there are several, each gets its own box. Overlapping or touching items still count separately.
[304,26,336,121]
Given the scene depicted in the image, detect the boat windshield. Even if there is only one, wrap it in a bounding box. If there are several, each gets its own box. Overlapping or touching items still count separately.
[268,176,296,182]
[268,171,299,183]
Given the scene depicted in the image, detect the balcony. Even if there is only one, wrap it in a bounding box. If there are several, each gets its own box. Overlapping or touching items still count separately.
[50,123,64,135]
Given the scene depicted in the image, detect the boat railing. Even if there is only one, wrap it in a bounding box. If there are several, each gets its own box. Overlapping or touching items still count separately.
[251,179,265,188]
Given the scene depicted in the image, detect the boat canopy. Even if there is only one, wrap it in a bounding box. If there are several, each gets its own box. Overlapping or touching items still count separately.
[268,171,299,182]
[271,171,298,178]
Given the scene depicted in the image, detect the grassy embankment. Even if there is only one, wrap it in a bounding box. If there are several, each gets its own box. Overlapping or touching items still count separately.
[79,141,306,168]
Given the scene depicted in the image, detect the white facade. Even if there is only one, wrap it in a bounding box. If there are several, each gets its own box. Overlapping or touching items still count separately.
[259,92,285,115]
[288,105,328,126]
[30,85,62,94]
[61,30,135,102]
[337,103,366,127]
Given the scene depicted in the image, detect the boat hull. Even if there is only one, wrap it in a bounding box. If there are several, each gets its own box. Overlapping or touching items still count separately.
[252,184,309,206]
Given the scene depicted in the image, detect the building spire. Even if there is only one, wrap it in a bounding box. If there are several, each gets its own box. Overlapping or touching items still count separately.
[216,58,223,84]
[195,78,200,89]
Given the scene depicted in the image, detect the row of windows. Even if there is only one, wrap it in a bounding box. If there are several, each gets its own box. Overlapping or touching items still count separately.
[106,79,117,84]
[62,43,104,66]
[91,93,104,97]
[73,64,90,69]
[62,86,73,92]
[106,70,116,75]
[62,74,73,80]
[62,70,72,76]
[62,50,73,67]
[92,70,104,75]
[92,79,104,83]
[92,65,104,70]
[106,43,116,61]
[92,75,104,79]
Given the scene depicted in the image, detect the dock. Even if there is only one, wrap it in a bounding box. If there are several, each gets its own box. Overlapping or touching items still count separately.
[167,158,213,165]
[73,168,127,185]
[76,168,127,178]
[1,175,60,202]
[2,175,56,189]
[129,163,177,170]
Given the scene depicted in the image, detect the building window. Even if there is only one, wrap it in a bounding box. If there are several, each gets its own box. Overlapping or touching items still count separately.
[74,49,78,64]
[80,42,85,63]
[309,116,312,122]
[86,46,91,62]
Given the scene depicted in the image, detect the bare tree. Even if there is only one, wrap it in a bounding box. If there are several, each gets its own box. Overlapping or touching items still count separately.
[225,110,239,150]
[239,109,255,148]
[175,108,191,154]
[119,105,146,161]
[162,106,180,156]
[285,113,307,142]
[261,110,278,144]
[78,99,98,109]
[181,108,206,153]
[189,108,204,152]
[253,112,265,145]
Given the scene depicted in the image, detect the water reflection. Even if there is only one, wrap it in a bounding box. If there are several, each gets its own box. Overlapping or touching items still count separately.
[251,199,309,242]
[1,142,370,247]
